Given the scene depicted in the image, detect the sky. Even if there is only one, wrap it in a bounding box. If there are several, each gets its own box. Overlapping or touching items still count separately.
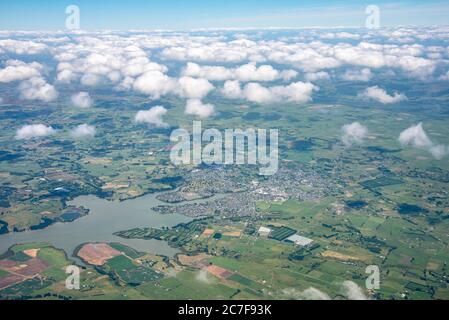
[0,0,448,30]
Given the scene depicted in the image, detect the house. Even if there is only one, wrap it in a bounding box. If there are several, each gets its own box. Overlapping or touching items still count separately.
[258,226,271,237]
[286,234,313,247]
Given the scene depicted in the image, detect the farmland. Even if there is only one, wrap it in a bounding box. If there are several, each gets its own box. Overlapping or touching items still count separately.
[0,26,448,300]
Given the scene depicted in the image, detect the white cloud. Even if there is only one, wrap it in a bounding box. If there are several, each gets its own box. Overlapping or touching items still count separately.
[429,145,449,159]
[243,83,275,103]
[196,269,212,284]
[341,122,368,146]
[135,106,169,127]
[185,99,215,118]
[71,124,96,138]
[341,281,368,300]
[321,32,361,40]
[399,122,448,159]
[133,71,176,99]
[221,80,244,99]
[177,76,214,99]
[32,30,444,91]
[396,55,436,79]
[301,287,331,300]
[342,68,372,82]
[207,62,296,82]
[0,39,47,55]
[80,73,102,86]
[18,77,58,102]
[399,122,433,148]
[305,71,330,82]
[280,287,330,300]
[54,39,168,88]
[271,81,319,103]
[0,60,43,83]
[71,92,93,108]
[182,62,234,81]
[359,86,407,104]
[222,80,318,104]
[15,124,56,140]
[57,68,76,83]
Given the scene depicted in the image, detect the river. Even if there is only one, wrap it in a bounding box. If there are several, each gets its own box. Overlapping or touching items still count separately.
[0,191,195,262]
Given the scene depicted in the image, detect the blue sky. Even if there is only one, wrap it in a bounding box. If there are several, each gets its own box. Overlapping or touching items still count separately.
[0,0,448,30]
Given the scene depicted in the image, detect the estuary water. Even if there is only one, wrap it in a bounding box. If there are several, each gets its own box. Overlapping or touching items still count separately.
[0,191,193,261]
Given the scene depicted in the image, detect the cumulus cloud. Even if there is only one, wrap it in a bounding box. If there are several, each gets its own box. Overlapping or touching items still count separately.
[0,60,43,83]
[281,287,330,300]
[182,62,234,81]
[0,39,47,55]
[70,124,96,138]
[221,80,244,99]
[185,99,215,118]
[182,62,297,82]
[320,32,361,40]
[341,281,368,300]
[134,106,169,127]
[15,124,56,140]
[222,80,318,104]
[54,40,168,88]
[71,92,93,108]
[133,71,176,98]
[282,281,369,300]
[1,29,446,109]
[399,122,448,159]
[399,122,433,148]
[305,71,330,82]
[177,76,214,99]
[242,83,275,103]
[341,122,368,146]
[301,287,331,300]
[342,68,372,82]
[128,71,215,101]
[359,86,407,104]
[270,81,319,103]
[196,269,212,284]
[25,29,444,93]
[18,77,58,102]
[396,55,436,79]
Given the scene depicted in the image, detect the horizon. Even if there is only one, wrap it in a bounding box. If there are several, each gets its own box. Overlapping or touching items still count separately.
[0,1,448,30]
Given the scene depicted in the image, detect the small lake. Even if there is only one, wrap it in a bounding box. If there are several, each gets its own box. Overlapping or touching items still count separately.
[0,192,194,262]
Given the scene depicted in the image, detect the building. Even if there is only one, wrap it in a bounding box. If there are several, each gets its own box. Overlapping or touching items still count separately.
[258,226,272,237]
[286,234,313,247]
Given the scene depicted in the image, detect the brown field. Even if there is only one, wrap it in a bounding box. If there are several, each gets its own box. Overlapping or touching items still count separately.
[77,243,121,266]
[0,274,23,290]
[83,157,112,165]
[13,258,49,277]
[102,181,130,190]
[0,257,50,290]
[321,250,360,261]
[206,265,233,279]
[201,229,214,237]
[23,248,40,258]
[427,262,440,271]
[0,260,17,269]
[178,253,211,268]
[222,231,242,237]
